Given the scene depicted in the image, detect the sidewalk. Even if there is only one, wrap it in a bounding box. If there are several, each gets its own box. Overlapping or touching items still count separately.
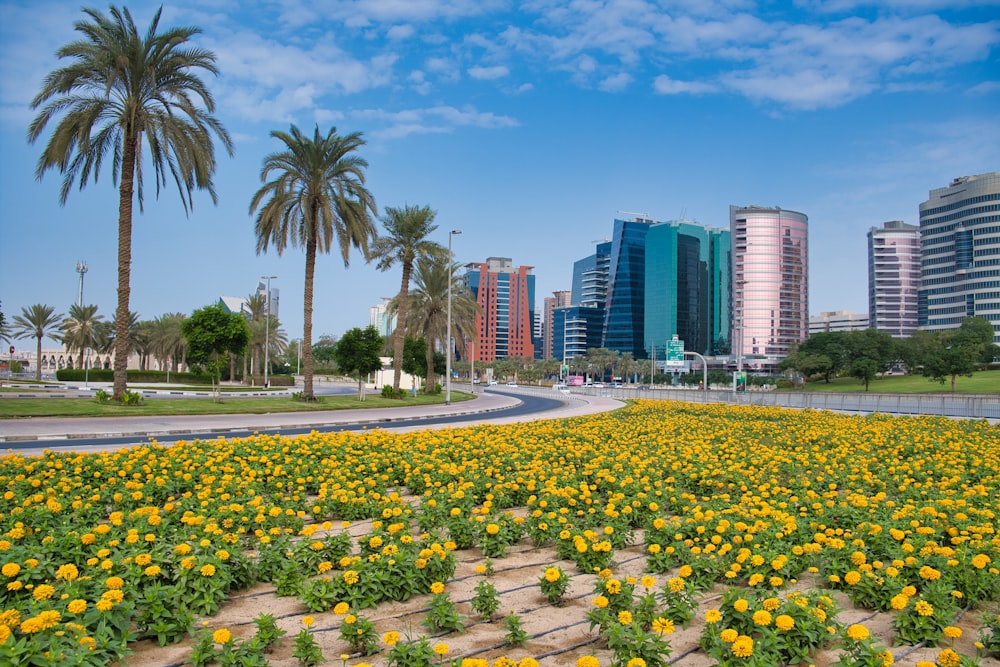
[0,388,624,445]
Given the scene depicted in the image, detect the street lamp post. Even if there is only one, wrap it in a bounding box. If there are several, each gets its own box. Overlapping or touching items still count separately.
[446,230,461,405]
[261,275,277,388]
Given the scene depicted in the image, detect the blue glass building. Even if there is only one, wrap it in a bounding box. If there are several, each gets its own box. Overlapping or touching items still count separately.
[603,217,653,357]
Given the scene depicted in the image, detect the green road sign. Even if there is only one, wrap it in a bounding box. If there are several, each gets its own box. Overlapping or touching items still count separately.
[666,336,684,367]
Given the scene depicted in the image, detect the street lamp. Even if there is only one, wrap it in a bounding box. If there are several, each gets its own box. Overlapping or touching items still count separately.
[261,275,277,388]
[445,230,461,404]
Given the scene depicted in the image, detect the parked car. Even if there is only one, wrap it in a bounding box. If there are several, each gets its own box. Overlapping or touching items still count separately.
[488,379,498,385]
[506,381,518,387]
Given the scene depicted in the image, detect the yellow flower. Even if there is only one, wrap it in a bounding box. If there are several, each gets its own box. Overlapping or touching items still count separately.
[333,602,350,615]
[733,598,749,613]
[705,609,722,623]
[846,624,870,641]
[914,600,934,617]
[486,523,500,535]
[617,610,633,625]
[936,649,960,667]
[95,599,113,612]
[626,659,646,667]
[213,628,232,644]
[475,564,487,574]
[383,631,400,646]
[890,594,909,610]
[775,615,795,631]
[667,576,685,593]
[430,581,445,595]
[720,628,739,643]
[844,571,862,585]
[343,570,360,585]
[56,564,79,581]
[67,599,87,614]
[652,617,674,635]
[592,595,608,608]
[576,657,599,667]
[433,643,449,655]
[544,567,561,583]
[605,579,621,594]
[303,616,315,627]
[1,563,19,577]
[731,635,753,657]
[942,625,962,639]
[144,565,162,577]
[32,584,55,601]
[971,554,990,569]
[519,658,539,667]
[200,564,216,577]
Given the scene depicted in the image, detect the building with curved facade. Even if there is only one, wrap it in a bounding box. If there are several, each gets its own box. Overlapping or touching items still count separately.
[918,172,1000,343]
[868,220,920,338]
[729,205,809,364]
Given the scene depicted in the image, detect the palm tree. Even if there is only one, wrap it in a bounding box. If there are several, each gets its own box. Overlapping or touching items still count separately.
[371,204,445,393]
[11,304,63,381]
[147,313,187,375]
[405,258,479,392]
[29,5,233,400]
[243,292,267,383]
[60,304,104,370]
[250,124,377,400]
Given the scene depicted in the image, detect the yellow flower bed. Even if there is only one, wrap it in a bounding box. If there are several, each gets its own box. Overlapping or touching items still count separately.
[0,400,996,665]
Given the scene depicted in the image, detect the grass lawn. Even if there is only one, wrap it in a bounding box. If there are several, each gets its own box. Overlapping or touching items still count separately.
[794,370,1000,393]
[0,390,473,418]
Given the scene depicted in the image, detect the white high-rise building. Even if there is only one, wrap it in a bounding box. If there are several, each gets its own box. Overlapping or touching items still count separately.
[868,221,920,338]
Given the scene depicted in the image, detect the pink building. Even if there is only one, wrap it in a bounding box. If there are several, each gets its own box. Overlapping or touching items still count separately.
[730,205,809,362]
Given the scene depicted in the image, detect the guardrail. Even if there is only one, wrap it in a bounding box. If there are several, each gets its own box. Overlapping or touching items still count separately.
[524,385,997,420]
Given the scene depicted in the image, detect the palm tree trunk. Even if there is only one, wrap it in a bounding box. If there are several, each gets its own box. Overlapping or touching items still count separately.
[303,232,316,400]
[392,261,412,392]
[34,335,42,381]
[425,335,436,393]
[113,131,138,400]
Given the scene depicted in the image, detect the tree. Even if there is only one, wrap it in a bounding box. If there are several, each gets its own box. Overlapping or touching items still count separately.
[845,329,896,391]
[921,317,997,391]
[60,304,104,369]
[147,313,187,375]
[250,125,377,401]
[371,204,445,393]
[11,304,63,381]
[781,332,850,383]
[402,257,479,393]
[182,304,250,399]
[30,5,232,400]
[402,336,429,394]
[334,326,383,400]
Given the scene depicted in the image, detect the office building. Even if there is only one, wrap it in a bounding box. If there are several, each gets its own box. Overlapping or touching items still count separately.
[369,297,396,338]
[808,310,869,335]
[543,290,572,360]
[465,257,536,362]
[645,220,731,357]
[603,216,654,357]
[572,241,612,307]
[918,172,1000,343]
[554,305,605,361]
[730,205,809,361]
[867,221,920,338]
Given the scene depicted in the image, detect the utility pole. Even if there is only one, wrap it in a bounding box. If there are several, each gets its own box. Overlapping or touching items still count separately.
[76,261,88,307]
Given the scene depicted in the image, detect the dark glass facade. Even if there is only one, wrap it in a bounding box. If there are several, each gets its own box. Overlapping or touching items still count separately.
[645,221,731,358]
[603,218,652,357]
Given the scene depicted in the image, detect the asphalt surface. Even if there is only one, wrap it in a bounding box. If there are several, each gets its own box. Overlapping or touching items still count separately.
[0,386,624,454]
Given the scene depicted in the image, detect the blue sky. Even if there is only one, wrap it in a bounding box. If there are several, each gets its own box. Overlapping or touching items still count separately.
[1,0,998,350]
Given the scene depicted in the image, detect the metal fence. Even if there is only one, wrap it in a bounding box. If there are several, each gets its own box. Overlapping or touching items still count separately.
[572,386,1000,420]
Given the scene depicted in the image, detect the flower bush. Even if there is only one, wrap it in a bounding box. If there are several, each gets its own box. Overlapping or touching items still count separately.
[0,400,995,665]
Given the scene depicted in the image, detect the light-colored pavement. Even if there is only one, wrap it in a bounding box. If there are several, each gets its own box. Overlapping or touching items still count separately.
[0,387,625,451]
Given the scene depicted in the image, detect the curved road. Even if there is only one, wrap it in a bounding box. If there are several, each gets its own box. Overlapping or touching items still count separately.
[2,389,608,453]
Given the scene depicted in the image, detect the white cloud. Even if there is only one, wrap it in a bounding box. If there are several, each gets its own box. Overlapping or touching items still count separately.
[468,65,510,80]
[967,80,1000,95]
[599,72,633,92]
[354,104,518,141]
[652,76,716,95]
[386,24,416,40]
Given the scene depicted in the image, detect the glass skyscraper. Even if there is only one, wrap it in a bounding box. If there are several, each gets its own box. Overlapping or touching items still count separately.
[603,217,653,358]
[730,205,809,361]
[918,172,1000,343]
[868,221,921,338]
[645,221,731,357]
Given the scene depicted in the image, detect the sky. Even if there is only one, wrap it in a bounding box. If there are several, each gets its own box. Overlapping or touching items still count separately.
[1,0,998,351]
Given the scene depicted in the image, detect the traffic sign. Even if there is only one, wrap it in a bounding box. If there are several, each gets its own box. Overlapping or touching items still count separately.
[665,335,684,367]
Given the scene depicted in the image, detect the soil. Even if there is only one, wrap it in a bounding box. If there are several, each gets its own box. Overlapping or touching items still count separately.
[126,515,997,667]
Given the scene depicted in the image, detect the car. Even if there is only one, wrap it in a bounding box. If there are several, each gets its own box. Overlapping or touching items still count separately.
[487,379,498,385]
[506,381,518,387]
[553,383,570,394]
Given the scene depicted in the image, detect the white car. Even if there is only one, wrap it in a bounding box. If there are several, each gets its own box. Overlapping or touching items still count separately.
[506,381,518,387]
[487,379,498,385]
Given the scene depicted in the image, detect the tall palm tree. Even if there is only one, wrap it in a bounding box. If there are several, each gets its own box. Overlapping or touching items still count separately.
[243,292,267,383]
[405,258,479,392]
[250,124,377,400]
[29,5,233,399]
[11,304,63,381]
[371,204,445,393]
[60,304,104,369]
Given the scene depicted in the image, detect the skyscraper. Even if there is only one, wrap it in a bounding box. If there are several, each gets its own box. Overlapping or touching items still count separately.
[465,257,536,362]
[645,220,731,357]
[543,290,572,360]
[868,221,920,338]
[918,172,1000,343]
[572,241,612,308]
[730,205,809,362]
[603,216,653,358]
